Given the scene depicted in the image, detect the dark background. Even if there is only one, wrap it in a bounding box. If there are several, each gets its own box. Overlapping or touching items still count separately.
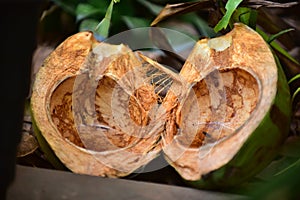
[0,0,44,198]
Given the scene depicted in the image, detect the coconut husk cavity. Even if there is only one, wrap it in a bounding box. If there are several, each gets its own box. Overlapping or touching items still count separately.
[160,24,290,188]
[31,24,291,187]
[31,32,164,176]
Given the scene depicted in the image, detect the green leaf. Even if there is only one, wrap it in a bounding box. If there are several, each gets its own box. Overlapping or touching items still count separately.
[267,28,295,44]
[214,0,243,33]
[79,19,105,41]
[136,0,163,15]
[75,3,105,21]
[256,156,299,181]
[122,16,150,29]
[31,110,66,170]
[291,87,300,102]
[95,0,115,38]
[79,18,99,32]
[250,161,300,199]
[51,0,80,15]
[256,136,300,180]
[233,7,257,29]
[256,28,300,66]
[272,42,300,65]
[150,1,213,26]
[87,0,108,8]
[280,136,300,158]
[182,13,216,38]
[274,158,300,176]
[288,74,300,84]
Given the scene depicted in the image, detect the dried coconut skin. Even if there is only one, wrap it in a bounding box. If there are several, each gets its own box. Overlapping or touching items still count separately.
[31,32,163,177]
[31,24,291,189]
[162,23,291,189]
[187,64,291,189]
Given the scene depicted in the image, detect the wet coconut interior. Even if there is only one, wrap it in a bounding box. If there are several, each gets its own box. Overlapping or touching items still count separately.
[177,68,259,148]
[50,74,159,151]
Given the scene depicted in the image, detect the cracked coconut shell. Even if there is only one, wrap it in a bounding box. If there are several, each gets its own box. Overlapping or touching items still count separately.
[31,24,291,188]
[31,31,164,177]
[161,23,291,188]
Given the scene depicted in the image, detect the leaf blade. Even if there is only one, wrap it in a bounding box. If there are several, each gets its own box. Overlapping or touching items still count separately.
[75,3,104,21]
[267,28,295,44]
[151,1,213,26]
[256,27,300,66]
[136,0,163,15]
[94,0,115,38]
[214,0,243,33]
[122,16,150,29]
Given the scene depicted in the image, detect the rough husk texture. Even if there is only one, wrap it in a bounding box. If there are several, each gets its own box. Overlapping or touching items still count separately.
[31,32,163,177]
[161,23,291,188]
[31,24,291,187]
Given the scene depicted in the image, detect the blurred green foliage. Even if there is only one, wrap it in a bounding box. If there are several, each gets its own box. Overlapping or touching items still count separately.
[50,0,216,39]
